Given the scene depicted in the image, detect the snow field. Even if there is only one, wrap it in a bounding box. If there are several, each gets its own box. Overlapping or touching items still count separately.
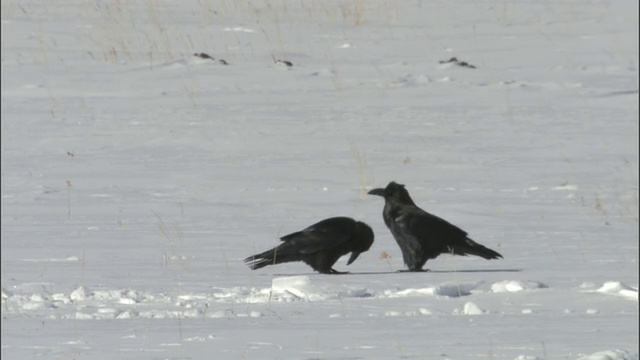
[2,0,638,359]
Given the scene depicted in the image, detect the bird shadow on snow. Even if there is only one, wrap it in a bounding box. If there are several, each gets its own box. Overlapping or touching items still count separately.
[352,268,523,275]
[267,268,522,276]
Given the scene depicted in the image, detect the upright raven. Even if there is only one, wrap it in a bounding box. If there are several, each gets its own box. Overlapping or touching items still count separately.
[368,182,502,272]
[244,217,374,274]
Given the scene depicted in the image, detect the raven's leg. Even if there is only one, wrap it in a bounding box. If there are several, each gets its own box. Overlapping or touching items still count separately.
[312,251,346,274]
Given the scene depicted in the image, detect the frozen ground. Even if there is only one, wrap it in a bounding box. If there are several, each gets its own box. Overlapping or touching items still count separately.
[1,0,638,359]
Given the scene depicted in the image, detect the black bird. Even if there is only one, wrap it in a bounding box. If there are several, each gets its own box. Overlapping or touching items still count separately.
[368,182,502,272]
[244,217,374,274]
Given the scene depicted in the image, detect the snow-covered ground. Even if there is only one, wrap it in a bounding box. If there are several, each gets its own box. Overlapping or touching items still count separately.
[1,1,638,359]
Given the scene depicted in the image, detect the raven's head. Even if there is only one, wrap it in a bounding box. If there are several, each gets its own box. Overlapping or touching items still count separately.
[367,181,416,205]
[347,221,375,265]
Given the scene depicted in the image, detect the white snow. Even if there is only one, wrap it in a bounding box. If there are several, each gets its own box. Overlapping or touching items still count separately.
[1,0,638,359]
[576,349,639,360]
[387,281,483,297]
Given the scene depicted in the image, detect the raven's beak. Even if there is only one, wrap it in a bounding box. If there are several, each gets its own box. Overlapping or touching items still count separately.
[347,251,361,265]
[367,188,386,196]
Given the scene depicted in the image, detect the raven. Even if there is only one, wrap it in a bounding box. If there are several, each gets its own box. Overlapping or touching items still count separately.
[244,217,374,274]
[368,182,502,272]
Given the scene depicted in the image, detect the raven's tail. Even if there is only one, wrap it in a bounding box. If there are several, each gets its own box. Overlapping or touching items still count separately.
[449,238,503,260]
[244,247,294,270]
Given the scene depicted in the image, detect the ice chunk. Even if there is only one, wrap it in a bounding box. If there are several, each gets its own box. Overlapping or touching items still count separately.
[271,276,314,300]
[596,282,638,301]
[390,282,482,298]
[576,349,638,360]
[70,287,87,302]
[462,301,485,315]
[491,280,548,293]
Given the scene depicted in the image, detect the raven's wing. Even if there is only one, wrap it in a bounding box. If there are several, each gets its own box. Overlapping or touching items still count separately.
[397,207,468,249]
[398,207,502,259]
[279,217,357,254]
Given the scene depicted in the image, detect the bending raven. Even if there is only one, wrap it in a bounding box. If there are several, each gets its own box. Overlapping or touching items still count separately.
[244,217,374,274]
[368,182,502,272]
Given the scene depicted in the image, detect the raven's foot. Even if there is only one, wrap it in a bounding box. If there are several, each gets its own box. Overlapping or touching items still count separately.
[396,268,431,273]
[328,269,350,275]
